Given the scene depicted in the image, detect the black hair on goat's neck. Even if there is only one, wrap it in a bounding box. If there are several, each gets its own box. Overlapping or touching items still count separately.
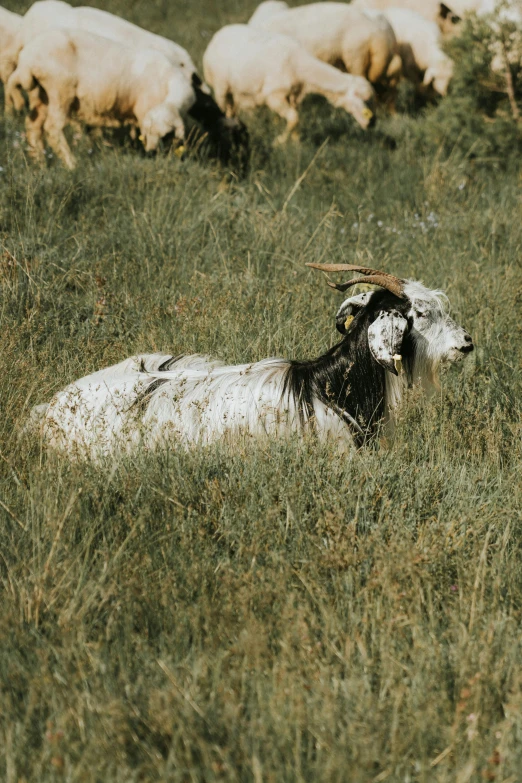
[283,289,412,446]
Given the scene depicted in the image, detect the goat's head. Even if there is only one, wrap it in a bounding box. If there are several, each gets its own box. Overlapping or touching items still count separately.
[308,263,473,382]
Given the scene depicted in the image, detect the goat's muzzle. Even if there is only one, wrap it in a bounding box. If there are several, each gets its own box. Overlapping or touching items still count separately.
[460,333,474,354]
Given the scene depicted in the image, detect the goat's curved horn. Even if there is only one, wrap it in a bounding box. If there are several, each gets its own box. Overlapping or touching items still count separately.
[306,263,405,298]
[327,274,405,298]
[307,262,390,276]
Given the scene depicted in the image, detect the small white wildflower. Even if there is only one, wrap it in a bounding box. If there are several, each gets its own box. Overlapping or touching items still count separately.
[377,220,383,227]
[458,182,466,190]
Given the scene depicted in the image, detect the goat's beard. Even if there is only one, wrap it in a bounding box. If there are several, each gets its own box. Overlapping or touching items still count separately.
[442,347,467,364]
[384,346,442,426]
[385,342,469,426]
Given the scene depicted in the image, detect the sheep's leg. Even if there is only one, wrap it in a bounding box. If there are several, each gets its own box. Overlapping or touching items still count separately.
[5,71,27,114]
[43,100,76,170]
[2,59,20,115]
[170,110,186,144]
[266,93,299,145]
[25,89,48,164]
[224,94,236,119]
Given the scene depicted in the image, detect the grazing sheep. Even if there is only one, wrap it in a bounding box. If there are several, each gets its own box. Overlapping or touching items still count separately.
[0,6,21,87]
[449,0,521,21]
[353,0,463,34]
[2,0,200,90]
[6,28,195,169]
[203,24,375,144]
[3,1,249,168]
[366,7,454,96]
[249,1,400,86]
[28,265,474,461]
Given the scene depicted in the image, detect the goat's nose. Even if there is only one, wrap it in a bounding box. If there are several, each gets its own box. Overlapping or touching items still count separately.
[461,335,474,353]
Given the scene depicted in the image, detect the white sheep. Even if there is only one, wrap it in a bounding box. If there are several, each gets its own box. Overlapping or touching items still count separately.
[365,7,454,96]
[6,28,195,169]
[249,1,400,86]
[203,24,375,144]
[0,6,21,87]
[1,0,201,98]
[449,0,521,21]
[353,0,463,33]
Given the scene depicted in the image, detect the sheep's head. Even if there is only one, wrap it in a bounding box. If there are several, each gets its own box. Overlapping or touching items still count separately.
[140,73,194,151]
[140,105,185,151]
[339,77,376,129]
[307,263,473,382]
[438,3,462,35]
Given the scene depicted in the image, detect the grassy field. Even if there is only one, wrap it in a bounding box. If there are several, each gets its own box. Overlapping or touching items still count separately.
[1,1,522,780]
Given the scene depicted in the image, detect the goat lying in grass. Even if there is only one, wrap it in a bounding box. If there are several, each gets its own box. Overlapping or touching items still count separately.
[29,266,473,460]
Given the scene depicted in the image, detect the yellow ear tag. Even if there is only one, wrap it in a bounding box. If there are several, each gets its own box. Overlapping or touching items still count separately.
[344,315,354,330]
[174,145,186,159]
[393,354,403,374]
[139,134,144,142]
[362,108,373,120]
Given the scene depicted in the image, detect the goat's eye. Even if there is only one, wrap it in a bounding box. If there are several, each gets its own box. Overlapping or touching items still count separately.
[415,310,427,319]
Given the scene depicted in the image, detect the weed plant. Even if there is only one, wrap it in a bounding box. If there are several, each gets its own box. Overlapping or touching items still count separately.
[1,1,522,780]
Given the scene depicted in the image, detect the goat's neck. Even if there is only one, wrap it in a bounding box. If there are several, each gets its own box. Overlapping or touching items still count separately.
[286,327,386,444]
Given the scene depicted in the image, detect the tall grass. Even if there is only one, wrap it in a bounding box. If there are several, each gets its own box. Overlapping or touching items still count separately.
[1,1,522,780]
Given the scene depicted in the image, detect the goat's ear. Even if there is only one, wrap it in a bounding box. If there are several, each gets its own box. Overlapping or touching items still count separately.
[368,309,408,375]
[336,291,373,334]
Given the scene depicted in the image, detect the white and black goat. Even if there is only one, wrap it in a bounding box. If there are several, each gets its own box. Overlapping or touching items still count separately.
[29,265,473,460]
